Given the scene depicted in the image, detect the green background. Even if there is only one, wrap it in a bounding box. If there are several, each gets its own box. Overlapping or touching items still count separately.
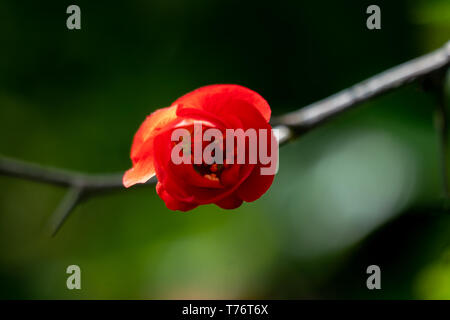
[1,0,450,299]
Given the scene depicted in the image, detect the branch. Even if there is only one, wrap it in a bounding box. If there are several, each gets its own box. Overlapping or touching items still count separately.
[1,41,449,235]
[0,156,124,190]
[0,156,156,235]
[273,40,450,144]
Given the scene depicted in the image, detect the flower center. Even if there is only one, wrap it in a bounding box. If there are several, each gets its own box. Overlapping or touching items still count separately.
[191,125,230,182]
[193,162,225,181]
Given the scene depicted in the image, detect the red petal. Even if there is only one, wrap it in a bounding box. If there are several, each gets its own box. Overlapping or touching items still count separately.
[236,129,277,202]
[173,84,271,122]
[123,159,155,188]
[130,105,178,164]
[124,105,178,188]
[215,193,243,209]
[156,182,198,211]
[236,168,275,202]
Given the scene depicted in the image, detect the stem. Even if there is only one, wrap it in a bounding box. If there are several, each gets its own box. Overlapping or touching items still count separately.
[272,41,450,138]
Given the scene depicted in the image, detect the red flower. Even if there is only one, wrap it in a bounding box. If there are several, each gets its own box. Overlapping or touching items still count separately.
[123,84,277,211]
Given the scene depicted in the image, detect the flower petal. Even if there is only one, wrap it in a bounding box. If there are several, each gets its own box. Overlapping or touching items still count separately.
[236,167,275,202]
[215,193,243,209]
[173,84,271,122]
[236,129,277,202]
[130,105,178,164]
[123,159,155,188]
[156,182,198,211]
[124,105,178,188]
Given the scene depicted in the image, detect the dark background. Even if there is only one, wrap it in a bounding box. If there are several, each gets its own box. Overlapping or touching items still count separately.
[1,0,450,299]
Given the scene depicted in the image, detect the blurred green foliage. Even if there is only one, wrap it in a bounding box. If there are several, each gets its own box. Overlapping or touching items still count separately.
[0,0,450,299]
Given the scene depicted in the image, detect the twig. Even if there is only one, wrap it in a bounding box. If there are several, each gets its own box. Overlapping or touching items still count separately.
[0,156,156,235]
[0,156,125,190]
[272,40,450,141]
[1,41,449,235]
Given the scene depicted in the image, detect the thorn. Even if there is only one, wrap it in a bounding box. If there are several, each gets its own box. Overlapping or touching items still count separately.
[49,186,84,237]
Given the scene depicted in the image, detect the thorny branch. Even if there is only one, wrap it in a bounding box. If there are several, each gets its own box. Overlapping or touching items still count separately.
[0,156,156,235]
[1,41,450,235]
[273,40,450,142]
